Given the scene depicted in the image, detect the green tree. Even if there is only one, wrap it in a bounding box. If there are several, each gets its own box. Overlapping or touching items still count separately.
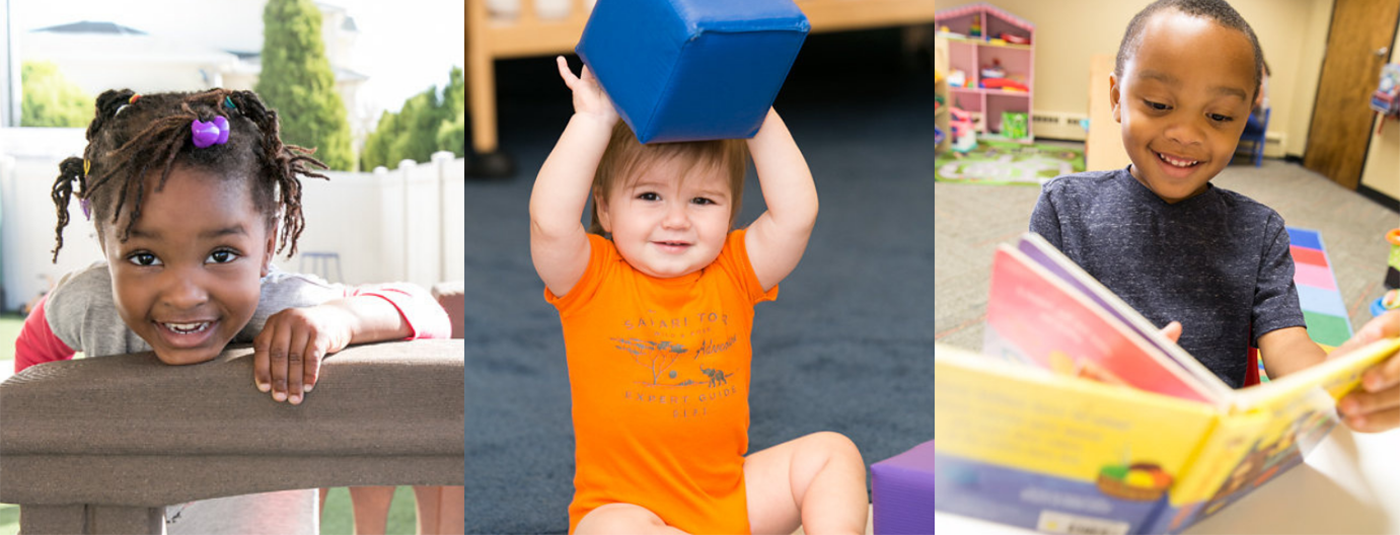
[21,62,91,127]
[256,0,354,170]
[360,67,466,170]
[389,91,444,165]
[437,112,465,158]
[361,110,400,170]
[439,67,466,157]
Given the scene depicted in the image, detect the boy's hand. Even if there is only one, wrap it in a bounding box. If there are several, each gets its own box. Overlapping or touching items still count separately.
[1332,310,1400,433]
[557,56,618,126]
[254,305,354,405]
[1159,321,1183,343]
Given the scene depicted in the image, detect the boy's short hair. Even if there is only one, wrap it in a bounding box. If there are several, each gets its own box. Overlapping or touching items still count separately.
[1115,0,1265,100]
[588,122,749,235]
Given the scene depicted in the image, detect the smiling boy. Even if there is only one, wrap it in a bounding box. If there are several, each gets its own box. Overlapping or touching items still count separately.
[1029,0,1399,432]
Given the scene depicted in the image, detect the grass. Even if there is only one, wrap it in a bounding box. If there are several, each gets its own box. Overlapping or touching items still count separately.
[0,313,21,365]
[322,486,421,535]
[1,315,419,534]
[0,487,419,535]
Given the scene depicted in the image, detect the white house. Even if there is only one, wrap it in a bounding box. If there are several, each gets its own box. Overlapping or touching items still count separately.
[17,1,373,147]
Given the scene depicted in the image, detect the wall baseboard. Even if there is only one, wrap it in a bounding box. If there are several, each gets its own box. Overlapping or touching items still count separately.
[1031,112,1089,141]
[1358,184,1400,213]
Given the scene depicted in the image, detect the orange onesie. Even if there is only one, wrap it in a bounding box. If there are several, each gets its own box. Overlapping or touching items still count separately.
[547,229,777,534]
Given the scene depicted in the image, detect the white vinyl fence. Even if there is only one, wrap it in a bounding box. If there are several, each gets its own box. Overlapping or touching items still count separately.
[0,127,465,313]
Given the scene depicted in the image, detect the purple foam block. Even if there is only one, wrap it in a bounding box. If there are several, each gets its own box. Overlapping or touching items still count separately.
[872,440,934,535]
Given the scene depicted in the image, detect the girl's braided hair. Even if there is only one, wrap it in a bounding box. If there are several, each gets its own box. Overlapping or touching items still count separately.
[50,88,329,262]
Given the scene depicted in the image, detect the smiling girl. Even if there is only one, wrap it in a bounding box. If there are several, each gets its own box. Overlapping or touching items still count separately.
[15,88,450,534]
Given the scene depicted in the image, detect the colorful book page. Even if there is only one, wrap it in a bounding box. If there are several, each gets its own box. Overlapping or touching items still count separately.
[1016,236,1225,392]
[984,246,1215,403]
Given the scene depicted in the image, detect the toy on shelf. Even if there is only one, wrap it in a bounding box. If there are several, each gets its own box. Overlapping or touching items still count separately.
[949,107,978,153]
[948,69,967,88]
[937,25,966,40]
[980,78,1028,92]
[1000,32,1029,44]
[980,58,1006,79]
[1001,111,1029,139]
[969,15,982,38]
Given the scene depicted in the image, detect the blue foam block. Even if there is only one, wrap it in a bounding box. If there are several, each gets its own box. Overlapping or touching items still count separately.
[575,0,809,143]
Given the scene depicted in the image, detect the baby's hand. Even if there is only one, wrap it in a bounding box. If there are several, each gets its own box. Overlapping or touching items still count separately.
[556,56,618,126]
[254,305,354,405]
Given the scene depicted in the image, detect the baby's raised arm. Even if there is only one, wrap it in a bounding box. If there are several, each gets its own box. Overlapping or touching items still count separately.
[745,108,818,291]
[530,57,619,297]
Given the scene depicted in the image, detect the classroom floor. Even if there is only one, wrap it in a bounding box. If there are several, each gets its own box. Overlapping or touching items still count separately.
[934,153,1399,351]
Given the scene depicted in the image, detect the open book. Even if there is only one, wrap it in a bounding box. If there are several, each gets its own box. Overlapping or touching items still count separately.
[934,233,1400,535]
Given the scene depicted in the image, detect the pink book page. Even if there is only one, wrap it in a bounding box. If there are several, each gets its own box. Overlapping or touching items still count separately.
[985,247,1213,403]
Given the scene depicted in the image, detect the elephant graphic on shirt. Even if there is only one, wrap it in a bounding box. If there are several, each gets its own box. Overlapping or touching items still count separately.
[699,365,729,387]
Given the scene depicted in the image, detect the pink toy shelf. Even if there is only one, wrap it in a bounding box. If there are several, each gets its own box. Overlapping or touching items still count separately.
[935,2,1035,142]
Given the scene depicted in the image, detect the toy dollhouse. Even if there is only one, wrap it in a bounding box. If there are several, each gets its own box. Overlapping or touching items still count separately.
[934,2,1035,141]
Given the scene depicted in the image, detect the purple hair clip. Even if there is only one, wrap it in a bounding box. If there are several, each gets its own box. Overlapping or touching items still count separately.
[81,198,92,221]
[191,115,230,148]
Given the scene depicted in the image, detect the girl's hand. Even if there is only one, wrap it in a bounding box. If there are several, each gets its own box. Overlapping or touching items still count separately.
[254,305,354,405]
[557,56,618,126]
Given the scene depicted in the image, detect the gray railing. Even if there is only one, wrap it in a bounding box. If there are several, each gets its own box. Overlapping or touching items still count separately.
[0,339,465,534]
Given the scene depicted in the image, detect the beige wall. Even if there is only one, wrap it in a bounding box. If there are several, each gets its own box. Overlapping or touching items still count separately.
[937,0,1332,156]
[1359,26,1400,202]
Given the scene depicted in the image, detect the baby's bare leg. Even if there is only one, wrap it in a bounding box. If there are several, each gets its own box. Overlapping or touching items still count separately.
[575,503,690,535]
[744,432,867,535]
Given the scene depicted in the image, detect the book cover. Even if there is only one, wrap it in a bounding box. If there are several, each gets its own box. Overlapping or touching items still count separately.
[935,233,1400,534]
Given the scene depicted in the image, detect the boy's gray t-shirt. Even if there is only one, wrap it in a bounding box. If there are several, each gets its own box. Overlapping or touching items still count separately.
[1028,167,1306,388]
[44,263,341,535]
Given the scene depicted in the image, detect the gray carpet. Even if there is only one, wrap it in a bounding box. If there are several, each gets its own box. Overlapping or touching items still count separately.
[934,154,1400,352]
[463,29,934,534]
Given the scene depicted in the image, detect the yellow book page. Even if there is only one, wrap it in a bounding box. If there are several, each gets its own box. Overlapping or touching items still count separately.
[1236,337,1400,412]
[1164,410,1268,506]
[935,345,1216,486]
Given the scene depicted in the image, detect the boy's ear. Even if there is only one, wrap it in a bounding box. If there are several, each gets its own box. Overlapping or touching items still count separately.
[1109,73,1123,123]
[593,191,613,233]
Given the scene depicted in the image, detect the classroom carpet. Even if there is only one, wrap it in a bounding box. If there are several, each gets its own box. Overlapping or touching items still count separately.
[934,138,1085,185]
[463,30,934,534]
